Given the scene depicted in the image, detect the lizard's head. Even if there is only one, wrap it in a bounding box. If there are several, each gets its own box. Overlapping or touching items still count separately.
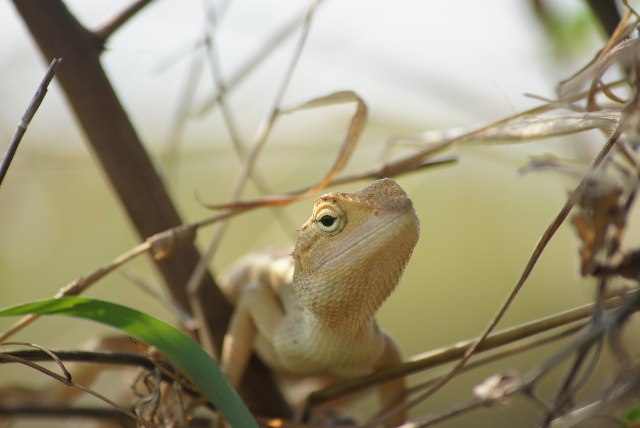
[292,178,420,327]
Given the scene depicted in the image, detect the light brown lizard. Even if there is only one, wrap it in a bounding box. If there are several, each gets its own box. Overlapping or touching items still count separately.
[220,178,420,426]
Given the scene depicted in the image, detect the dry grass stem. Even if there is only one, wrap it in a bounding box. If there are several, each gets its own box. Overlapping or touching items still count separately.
[306,293,624,408]
[0,350,154,428]
[0,58,60,187]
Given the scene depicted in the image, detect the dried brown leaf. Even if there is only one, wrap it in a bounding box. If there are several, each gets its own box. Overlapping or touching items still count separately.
[572,173,626,275]
[473,112,620,143]
[202,90,367,210]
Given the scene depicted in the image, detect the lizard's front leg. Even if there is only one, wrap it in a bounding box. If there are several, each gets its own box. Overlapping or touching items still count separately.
[221,281,285,388]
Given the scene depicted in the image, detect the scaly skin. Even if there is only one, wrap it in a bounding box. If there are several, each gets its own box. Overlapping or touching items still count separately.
[221,178,420,426]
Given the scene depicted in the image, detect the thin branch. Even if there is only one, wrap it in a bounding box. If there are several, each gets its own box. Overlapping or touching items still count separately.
[0,58,60,188]
[0,349,158,368]
[360,135,624,426]
[540,340,600,428]
[286,156,458,196]
[402,288,639,428]
[349,325,585,427]
[161,51,204,189]
[402,324,584,402]
[406,397,485,428]
[306,295,624,408]
[522,289,640,397]
[94,0,155,42]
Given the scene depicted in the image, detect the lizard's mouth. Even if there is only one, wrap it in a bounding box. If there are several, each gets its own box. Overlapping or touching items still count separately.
[311,210,419,272]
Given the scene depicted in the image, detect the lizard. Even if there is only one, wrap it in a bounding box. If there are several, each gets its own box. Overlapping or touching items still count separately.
[220,177,420,427]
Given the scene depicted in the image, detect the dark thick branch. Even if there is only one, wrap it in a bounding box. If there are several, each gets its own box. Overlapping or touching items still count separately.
[0,349,204,400]
[10,0,289,417]
[0,406,137,427]
[0,405,215,427]
[0,349,161,369]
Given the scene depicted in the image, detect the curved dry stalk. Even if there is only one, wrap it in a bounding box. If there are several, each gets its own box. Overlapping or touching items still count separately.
[195,79,630,224]
[1,342,71,381]
[0,352,154,428]
[296,156,458,192]
[558,9,637,99]
[199,90,368,212]
[587,38,640,111]
[193,146,450,231]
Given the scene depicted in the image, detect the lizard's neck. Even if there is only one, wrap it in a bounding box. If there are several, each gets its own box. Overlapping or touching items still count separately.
[293,241,412,332]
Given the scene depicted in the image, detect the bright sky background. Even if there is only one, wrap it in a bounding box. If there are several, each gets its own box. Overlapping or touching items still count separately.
[0,0,601,153]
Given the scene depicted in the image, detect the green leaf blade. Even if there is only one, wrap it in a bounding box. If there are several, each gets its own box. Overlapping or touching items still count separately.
[0,297,257,428]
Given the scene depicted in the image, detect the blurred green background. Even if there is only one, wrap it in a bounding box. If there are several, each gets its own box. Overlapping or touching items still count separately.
[0,0,634,426]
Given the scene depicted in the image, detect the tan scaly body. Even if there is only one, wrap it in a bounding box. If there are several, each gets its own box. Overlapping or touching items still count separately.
[221,178,420,426]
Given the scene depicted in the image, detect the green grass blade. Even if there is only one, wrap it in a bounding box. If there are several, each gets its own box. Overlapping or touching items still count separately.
[0,297,258,428]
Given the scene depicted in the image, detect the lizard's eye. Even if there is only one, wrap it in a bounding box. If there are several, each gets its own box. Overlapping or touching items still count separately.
[320,215,336,227]
[315,209,343,233]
